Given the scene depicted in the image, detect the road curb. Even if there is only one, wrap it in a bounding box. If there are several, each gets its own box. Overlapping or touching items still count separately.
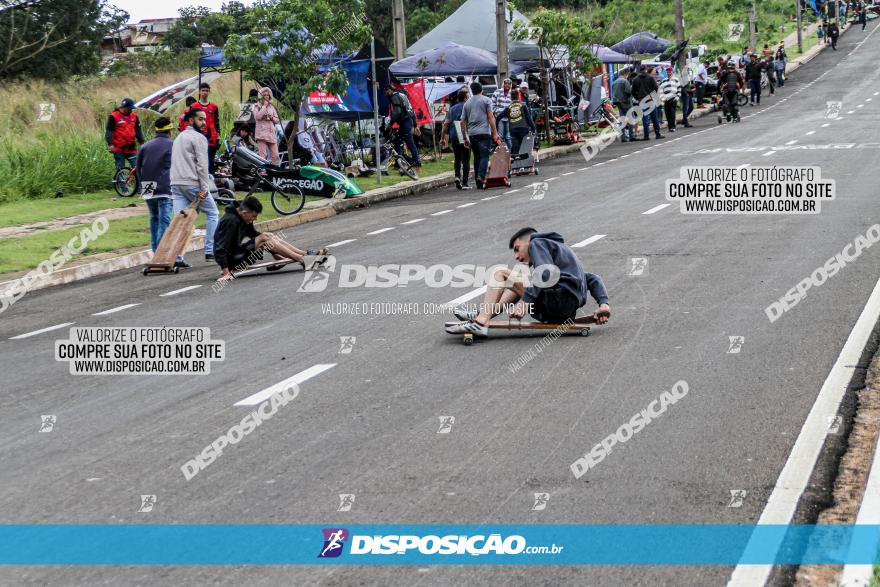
[0,144,581,296]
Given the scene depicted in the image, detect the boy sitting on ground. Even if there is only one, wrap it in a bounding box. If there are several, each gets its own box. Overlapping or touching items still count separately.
[213,195,327,281]
[446,227,611,336]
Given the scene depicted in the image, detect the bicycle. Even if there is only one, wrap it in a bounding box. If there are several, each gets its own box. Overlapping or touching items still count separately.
[113,165,138,197]
[545,95,581,144]
[221,141,305,215]
[375,127,418,181]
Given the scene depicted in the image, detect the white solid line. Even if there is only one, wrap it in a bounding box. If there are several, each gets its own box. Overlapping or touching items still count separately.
[594,162,606,166]
[578,167,589,171]
[571,234,606,248]
[327,239,357,247]
[234,363,337,406]
[806,130,816,135]
[762,151,776,157]
[92,303,140,316]
[839,430,880,584]
[160,285,202,297]
[642,203,670,215]
[546,177,559,182]
[10,322,74,340]
[457,202,477,208]
[785,140,797,145]
[401,218,425,225]
[446,286,486,307]
[366,227,395,235]
[727,275,880,587]
[431,210,453,216]
[481,196,500,201]
[562,171,575,176]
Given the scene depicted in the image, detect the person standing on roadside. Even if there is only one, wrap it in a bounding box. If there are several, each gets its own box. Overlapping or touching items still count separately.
[136,117,174,253]
[775,42,788,86]
[631,67,663,140]
[860,6,868,30]
[170,107,219,267]
[679,75,694,128]
[254,87,281,166]
[196,83,220,174]
[440,90,473,190]
[105,98,144,172]
[745,54,762,105]
[611,69,636,142]
[460,81,500,190]
[661,67,678,132]
[828,21,840,50]
[491,78,513,149]
[695,60,709,108]
[762,54,775,95]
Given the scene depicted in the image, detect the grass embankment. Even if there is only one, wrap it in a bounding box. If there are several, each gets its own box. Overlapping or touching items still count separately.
[0,69,258,202]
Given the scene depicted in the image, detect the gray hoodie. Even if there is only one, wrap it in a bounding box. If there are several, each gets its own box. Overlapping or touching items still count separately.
[523,232,609,307]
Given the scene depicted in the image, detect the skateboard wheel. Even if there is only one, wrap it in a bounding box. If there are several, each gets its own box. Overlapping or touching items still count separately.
[580,328,591,337]
[172,266,180,274]
[463,333,474,346]
[142,267,149,275]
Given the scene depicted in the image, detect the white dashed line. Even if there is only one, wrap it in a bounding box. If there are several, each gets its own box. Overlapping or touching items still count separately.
[578,167,589,171]
[847,111,856,114]
[160,285,202,297]
[366,227,395,235]
[10,322,74,340]
[866,98,873,102]
[92,303,140,316]
[546,177,559,182]
[431,210,453,216]
[806,130,816,135]
[762,151,776,157]
[234,363,337,406]
[642,203,670,215]
[481,195,500,201]
[785,140,797,145]
[401,218,425,225]
[858,104,864,108]
[821,123,830,128]
[457,202,477,208]
[446,286,487,306]
[562,172,575,176]
[504,189,520,194]
[571,234,606,248]
[327,239,357,247]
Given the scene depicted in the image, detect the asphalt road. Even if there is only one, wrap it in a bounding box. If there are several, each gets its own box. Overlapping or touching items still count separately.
[2,22,880,587]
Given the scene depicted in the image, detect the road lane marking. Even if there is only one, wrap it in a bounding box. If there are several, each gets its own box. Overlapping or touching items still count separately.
[457,202,477,208]
[92,303,140,316]
[546,177,559,182]
[234,364,337,406]
[867,98,873,102]
[858,104,864,108]
[431,210,453,216]
[481,196,500,201]
[562,172,575,176]
[504,189,520,194]
[327,239,357,247]
[578,167,589,171]
[848,110,856,114]
[10,322,74,340]
[642,203,670,215]
[806,130,816,135]
[446,286,487,307]
[160,285,202,297]
[762,151,776,157]
[571,235,606,248]
[821,123,830,127]
[727,275,880,587]
[785,140,797,145]
[366,227,395,235]
[401,218,425,225]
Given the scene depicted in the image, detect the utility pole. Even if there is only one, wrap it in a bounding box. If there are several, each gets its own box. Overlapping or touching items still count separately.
[796,0,803,53]
[495,0,509,84]
[674,0,685,71]
[392,0,406,61]
[749,0,758,53]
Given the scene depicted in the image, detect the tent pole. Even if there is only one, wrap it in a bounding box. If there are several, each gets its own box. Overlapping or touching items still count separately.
[371,38,381,185]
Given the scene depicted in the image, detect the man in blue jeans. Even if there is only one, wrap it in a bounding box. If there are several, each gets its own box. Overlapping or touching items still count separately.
[136,117,175,252]
[170,107,218,268]
[460,82,500,189]
[385,85,422,176]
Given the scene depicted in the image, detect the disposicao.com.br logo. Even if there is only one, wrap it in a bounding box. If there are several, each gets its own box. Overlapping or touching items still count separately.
[318,530,563,558]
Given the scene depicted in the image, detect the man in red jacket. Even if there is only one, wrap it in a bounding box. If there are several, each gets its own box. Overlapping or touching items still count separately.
[197,82,221,174]
[105,98,145,172]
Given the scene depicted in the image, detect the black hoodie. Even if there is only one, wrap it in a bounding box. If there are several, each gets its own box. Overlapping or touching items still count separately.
[523,232,609,308]
[214,202,261,269]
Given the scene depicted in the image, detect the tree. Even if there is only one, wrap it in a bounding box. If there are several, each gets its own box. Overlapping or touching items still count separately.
[0,0,128,80]
[163,5,236,52]
[223,0,370,148]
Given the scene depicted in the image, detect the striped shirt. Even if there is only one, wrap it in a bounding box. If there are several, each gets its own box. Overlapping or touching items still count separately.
[491,87,513,115]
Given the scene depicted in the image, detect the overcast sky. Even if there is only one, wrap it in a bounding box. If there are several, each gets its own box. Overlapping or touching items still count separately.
[112,0,253,23]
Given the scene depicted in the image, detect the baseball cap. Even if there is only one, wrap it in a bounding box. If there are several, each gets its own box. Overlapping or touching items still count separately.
[121,98,135,108]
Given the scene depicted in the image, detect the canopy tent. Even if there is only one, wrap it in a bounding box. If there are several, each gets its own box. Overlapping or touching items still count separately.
[390,42,523,78]
[406,0,531,56]
[589,44,634,64]
[424,81,467,104]
[508,41,569,70]
[610,32,672,56]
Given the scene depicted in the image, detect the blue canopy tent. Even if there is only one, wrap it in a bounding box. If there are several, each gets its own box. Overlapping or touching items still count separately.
[390,42,524,78]
[589,44,634,64]
[610,32,673,56]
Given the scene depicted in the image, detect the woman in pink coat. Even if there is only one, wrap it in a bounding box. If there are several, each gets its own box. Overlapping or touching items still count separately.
[254,87,281,165]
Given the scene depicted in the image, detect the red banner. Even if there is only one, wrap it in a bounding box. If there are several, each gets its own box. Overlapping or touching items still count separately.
[393,79,433,125]
[307,90,342,105]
